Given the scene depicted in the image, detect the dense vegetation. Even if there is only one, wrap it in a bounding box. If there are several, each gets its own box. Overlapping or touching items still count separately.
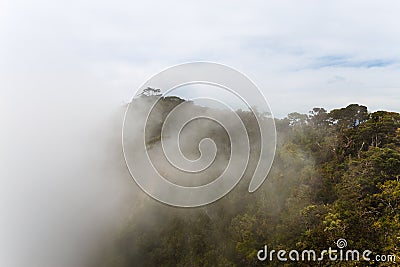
[100,96,399,266]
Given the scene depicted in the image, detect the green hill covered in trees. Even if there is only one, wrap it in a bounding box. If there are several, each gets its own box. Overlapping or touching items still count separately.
[99,96,399,267]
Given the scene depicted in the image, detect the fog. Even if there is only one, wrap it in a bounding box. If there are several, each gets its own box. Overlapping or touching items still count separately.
[0,73,273,266]
[0,70,140,266]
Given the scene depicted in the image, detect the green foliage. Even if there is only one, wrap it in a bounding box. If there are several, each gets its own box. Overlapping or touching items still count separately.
[329,104,368,128]
[99,100,399,266]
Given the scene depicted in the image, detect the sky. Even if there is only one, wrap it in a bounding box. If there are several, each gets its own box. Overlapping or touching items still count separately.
[0,1,399,266]
[1,0,399,117]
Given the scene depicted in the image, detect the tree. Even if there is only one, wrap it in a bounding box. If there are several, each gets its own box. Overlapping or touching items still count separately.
[139,87,161,97]
[309,107,329,127]
[329,104,368,128]
[287,112,308,126]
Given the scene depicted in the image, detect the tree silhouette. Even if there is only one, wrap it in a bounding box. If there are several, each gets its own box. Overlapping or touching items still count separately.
[139,87,161,97]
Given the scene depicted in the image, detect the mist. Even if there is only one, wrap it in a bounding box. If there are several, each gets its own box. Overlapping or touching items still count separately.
[2,81,397,267]
[0,81,299,267]
[91,93,303,266]
[0,70,141,267]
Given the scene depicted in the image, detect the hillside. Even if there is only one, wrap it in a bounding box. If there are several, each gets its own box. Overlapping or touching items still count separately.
[99,96,400,267]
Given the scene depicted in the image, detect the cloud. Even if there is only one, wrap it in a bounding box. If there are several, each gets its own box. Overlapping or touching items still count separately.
[308,56,396,69]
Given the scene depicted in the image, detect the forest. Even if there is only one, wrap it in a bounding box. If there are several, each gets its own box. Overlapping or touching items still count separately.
[98,94,399,267]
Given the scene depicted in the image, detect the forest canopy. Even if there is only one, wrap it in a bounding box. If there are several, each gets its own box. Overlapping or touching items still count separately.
[98,96,400,267]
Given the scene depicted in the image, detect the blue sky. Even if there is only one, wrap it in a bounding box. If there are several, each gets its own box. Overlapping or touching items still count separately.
[310,56,395,69]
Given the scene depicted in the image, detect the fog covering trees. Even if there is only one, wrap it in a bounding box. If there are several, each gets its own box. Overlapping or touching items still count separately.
[96,95,399,267]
